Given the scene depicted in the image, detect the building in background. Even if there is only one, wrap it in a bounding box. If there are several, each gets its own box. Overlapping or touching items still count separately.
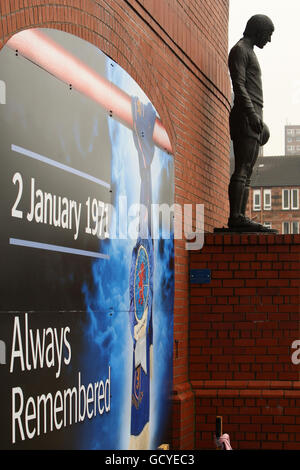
[285,124,300,155]
[248,155,300,233]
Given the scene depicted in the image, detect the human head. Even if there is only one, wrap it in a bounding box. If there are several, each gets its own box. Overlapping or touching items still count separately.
[244,14,274,48]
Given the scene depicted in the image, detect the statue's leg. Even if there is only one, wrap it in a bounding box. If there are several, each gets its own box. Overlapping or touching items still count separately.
[228,137,257,224]
[228,135,277,232]
[240,140,260,217]
[240,185,249,217]
[228,176,245,221]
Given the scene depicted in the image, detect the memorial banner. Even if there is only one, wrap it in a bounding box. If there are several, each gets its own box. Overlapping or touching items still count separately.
[0,28,174,450]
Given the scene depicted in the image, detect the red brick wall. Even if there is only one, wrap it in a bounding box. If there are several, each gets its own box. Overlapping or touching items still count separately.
[190,233,300,449]
[0,0,231,449]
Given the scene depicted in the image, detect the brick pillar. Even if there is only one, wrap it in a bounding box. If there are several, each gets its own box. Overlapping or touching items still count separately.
[171,383,195,449]
[190,233,300,450]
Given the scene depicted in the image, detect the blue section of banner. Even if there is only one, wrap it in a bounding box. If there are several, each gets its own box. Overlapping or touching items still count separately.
[80,56,174,450]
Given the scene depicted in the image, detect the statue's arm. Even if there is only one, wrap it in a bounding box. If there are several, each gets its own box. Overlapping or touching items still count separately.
[229,46,262,133]
[228,46,255,116]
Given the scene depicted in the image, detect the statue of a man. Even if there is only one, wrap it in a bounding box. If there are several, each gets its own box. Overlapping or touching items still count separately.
[228,14,275,232]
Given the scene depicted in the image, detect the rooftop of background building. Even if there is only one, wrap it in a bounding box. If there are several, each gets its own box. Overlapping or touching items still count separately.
[250,155,300,188]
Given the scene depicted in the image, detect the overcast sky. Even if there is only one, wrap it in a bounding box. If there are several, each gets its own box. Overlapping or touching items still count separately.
[228,0,300,156]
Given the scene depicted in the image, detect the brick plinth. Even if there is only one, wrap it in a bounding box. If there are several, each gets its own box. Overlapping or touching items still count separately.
[190,233,300,450]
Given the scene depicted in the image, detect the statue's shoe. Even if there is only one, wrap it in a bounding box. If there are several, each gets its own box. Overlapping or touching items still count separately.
[228,215,278,233]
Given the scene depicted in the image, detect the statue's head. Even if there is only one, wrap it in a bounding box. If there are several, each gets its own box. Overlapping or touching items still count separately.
[244,15,274,48]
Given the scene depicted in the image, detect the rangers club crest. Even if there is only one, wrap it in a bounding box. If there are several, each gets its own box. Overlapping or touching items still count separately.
[134,245,150,322]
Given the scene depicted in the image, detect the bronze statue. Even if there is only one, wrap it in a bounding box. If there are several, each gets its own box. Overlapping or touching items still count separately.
[227,14,276,232]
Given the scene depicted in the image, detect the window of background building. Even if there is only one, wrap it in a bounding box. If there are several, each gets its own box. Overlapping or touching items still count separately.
[291,189,299,210]
[282,189,290,209]
[292,221,299,234]
[263,189,272,210]
[287,129,294,135]
[283,221,290,234]
[264,221,272,229]
[253,189,261,211]
[283,221,299,234]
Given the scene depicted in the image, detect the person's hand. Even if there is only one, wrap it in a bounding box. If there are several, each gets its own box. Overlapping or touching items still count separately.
[248,112,263,133]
